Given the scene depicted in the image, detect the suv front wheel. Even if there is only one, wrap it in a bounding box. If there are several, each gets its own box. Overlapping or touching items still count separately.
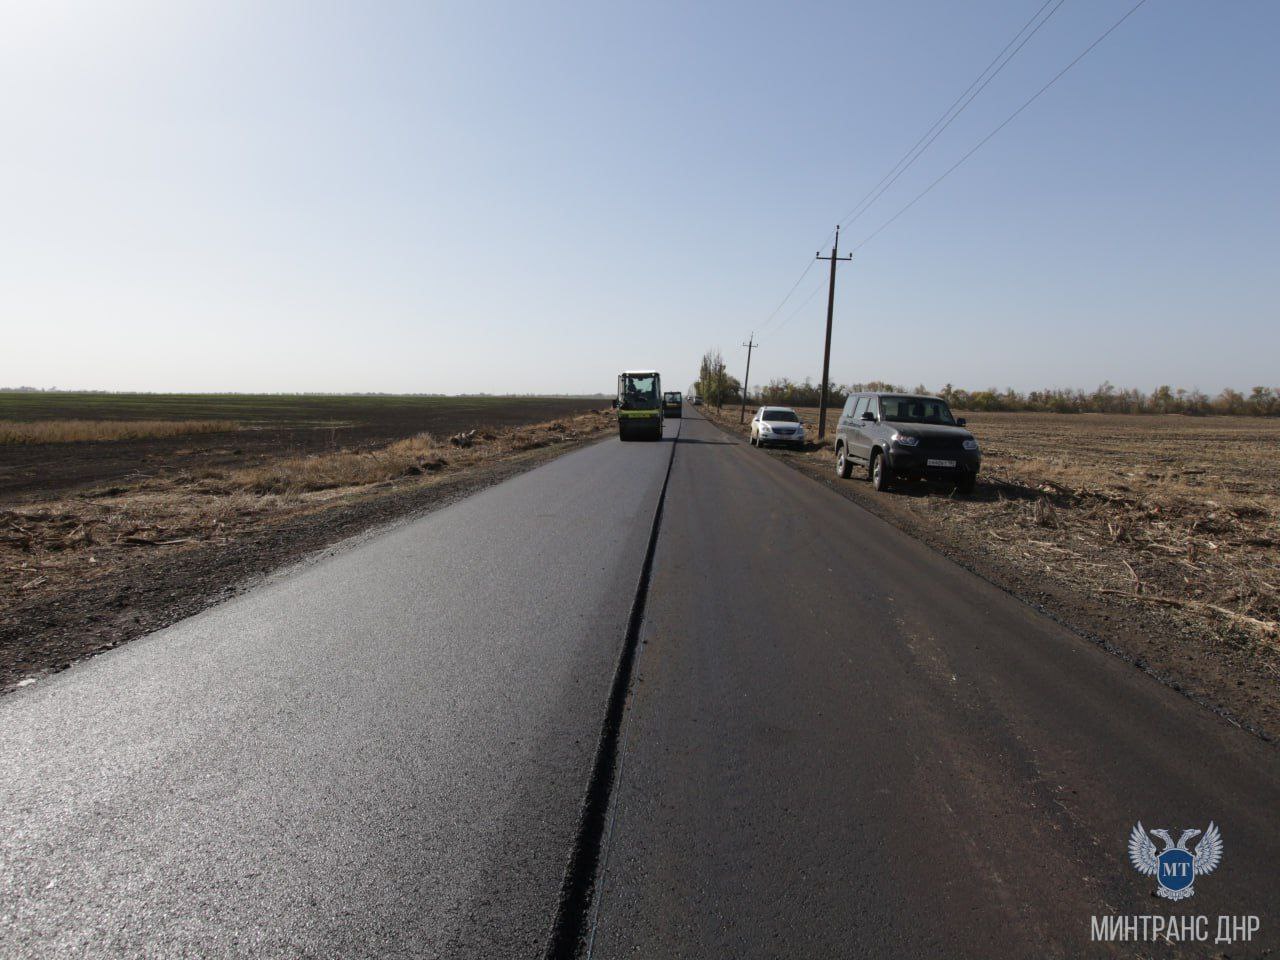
[871,450,893,492]
[835,444,852,479]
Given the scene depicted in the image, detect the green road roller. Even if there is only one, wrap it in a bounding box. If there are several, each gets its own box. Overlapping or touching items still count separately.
[615,370,664,441]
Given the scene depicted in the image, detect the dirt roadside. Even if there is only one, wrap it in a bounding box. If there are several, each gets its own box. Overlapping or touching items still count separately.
[702,405,1280,744]
[1,413,613,693]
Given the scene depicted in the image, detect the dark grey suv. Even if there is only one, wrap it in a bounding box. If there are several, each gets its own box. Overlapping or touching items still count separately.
[833,393,980,493]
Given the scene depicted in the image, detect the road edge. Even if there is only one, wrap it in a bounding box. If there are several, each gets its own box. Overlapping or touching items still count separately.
[1,434,615,696]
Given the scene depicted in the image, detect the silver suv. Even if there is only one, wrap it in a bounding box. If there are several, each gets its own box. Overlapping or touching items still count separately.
[833,392,980,493]
[750,406,805,449]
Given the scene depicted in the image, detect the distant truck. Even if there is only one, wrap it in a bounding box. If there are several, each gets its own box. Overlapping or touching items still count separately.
[614,370,664,441]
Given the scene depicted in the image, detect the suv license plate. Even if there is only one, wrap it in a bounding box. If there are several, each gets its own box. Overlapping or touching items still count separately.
[927,458,957,468]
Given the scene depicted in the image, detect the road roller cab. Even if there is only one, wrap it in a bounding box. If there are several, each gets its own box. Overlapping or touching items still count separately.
[615,370,663,441]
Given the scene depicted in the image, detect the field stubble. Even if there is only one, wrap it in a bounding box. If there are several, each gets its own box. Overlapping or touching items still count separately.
[955,413,1279,643]
[0,393,607,502]
[0,420,237,444]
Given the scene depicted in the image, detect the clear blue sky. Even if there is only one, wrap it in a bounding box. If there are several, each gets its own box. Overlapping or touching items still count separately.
[2,1,1276,395]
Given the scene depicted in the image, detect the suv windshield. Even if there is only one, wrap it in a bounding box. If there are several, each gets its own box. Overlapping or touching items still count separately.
[763,409,799,422]
[879,396,956,425]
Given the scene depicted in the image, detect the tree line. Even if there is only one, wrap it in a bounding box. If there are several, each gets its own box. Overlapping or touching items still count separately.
[695,351,1280,416]
[936,383,1280,416]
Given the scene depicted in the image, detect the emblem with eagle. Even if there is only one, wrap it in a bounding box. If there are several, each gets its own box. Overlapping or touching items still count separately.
[1129,821,1222,900]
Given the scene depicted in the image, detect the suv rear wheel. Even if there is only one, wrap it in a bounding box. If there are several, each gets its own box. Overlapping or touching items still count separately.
[871,450,893,492]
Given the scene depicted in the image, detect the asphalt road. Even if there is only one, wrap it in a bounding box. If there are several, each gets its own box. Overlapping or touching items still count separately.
[0,423,677,958]
[4,407,1279,959]
[588,410,1280,959]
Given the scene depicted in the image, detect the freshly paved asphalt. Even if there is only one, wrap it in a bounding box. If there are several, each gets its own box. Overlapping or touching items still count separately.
[4,407,1279,959]
[0,423,677,958]
[588,410,1280,958]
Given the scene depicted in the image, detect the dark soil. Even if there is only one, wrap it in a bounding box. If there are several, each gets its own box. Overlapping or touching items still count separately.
[0,396,603,503]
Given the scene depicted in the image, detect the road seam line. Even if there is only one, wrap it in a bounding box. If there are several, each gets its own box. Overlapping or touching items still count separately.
[542,417,681,960]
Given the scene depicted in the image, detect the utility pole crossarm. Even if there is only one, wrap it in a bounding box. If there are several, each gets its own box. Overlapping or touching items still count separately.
[814,225,853,439]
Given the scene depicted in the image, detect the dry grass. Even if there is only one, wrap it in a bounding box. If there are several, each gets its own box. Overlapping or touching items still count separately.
[959,412,1280,645]
[0,410,613,607]
[707,406,1280,651]
[0,419,237,444]
[221,417,598,494]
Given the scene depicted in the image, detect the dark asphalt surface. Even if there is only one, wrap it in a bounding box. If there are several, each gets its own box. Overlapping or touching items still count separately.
[4,407,1279,959]
[0,424,676,958]
[588,410,1280,959]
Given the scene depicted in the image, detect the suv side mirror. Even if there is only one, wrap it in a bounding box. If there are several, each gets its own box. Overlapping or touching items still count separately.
[956,417,966,426]
[860,410,876,421]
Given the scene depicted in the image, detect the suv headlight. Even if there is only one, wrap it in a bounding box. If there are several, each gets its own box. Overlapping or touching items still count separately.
[893,434,919,447]
[963,439,979,451]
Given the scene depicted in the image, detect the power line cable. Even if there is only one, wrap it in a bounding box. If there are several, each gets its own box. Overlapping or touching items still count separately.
[850,0,1148,254]
[759,1,1065,336]
[757,220,840,334]
[838,0,1067,231]
[771,277,826,334]
[758,258,818,333]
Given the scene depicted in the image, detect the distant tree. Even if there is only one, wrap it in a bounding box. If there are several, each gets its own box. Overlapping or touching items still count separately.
[1215,388,1247,416]
[698,348,733,408]
[724,374,743,404]
[1247,386,1278,417]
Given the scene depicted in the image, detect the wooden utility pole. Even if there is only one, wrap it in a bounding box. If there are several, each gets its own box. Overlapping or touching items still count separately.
[739,334,757,423]
[815,226,852,439]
